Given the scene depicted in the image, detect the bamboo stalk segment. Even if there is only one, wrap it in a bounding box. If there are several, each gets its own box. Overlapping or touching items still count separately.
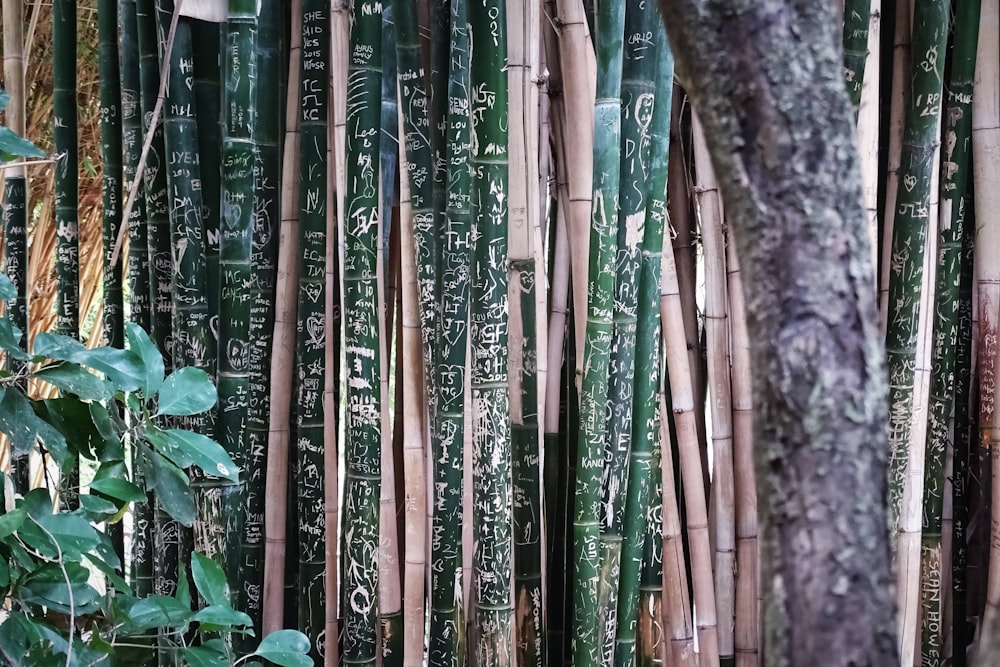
[692,115,735,667]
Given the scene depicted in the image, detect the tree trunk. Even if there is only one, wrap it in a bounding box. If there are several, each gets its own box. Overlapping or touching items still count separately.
[657,2,898,665]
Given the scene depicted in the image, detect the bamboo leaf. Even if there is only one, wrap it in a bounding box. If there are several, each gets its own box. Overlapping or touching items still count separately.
[155,367,218,416]
[0,127,45,160]
[191,551,230,607]
[33,363,115,401]
[146,428,239,482]
[251,630,314,667]
[126,322,165,397]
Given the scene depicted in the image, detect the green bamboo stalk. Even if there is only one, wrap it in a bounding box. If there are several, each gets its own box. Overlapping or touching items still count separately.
[469,2,511,663]
[952,133,976,667]
[572,0,624,663]
[135,0,173,372]
[380,5,399,280]
[920,4,979,664]
[239,0,281,647]
[216,0,258,602]
[614,29,672,667]
[120,0,151,334]
[99,0,124,351]
[843,0,872,105]
[341,1,383,664]
[118,0,154,599]
[53,0,79,343]
[885,0,949,527]
[97,0,126,567]
[597,0,657,658]
[396,0,469,662]
[192,21,223,323]
[511,258,543,667]
[295,0,329,657]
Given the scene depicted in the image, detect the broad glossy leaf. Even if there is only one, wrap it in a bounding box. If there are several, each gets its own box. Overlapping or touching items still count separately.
[191,552,229,607]
[39,396,102,460]
[31,512,103,561]
[87,552,130,593]
[0,389,70,466]
[0,506,26,539]
[33,334,144,391]
[89,476,145,504]
[251,630,314,667]
[125,595,194,631]
[89,402,124,462]
[33,362,114,400]
[155,367,217,416]
[79,494,117,519]
[0,126,45,159]
[126,323,165,397]
[141,451,195,526]
[176,560,191,609]
[183,645,230,667]
[192,605,252,629]
[146,428,238,482]
[18,562,102,615]
[0,318,29,361]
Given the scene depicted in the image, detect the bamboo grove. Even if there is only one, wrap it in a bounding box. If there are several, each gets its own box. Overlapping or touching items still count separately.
[5,0,1000,665]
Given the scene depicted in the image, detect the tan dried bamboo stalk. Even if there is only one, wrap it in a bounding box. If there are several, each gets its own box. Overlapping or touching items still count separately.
[553,0,596,359]
[542,0,572,440]
[855,0,881,271]
[657,392,697,667]
[660,156,720,667]
[666,92,709,494]
[975,0,1000,644]
[507,0,545,660]
[878,0,912,330]
[397,127,428,667]
[262,0,302,634]
[692,115,735,666]
[726,233,757,667]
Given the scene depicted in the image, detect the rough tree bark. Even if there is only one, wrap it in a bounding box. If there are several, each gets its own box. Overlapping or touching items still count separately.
[657,2,898,666]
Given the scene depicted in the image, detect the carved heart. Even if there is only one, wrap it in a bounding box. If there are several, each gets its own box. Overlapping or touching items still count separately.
[903,174,917,192]
[303,282,322,304]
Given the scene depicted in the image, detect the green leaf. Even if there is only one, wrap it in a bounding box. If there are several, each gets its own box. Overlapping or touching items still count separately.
[191,552,230,607]
[126,323,165,397]
[183,645,230,667]
[33,334,145,392]
[39,396,103,460]
[86,552,130,594]
[0,506,26,539]
[31,512,103,560]
[33,362,114,400]
[90,402,125,462]
[251,630,314,667]
[124,595,194,631]
[192,604,253,628]
[18,562,102,615]
[176,559,192,609]
[146,429,239,482]
[0,318,29,361]
[79,494,117,519]
[0,126,45,159]
[89,476,145,504]
[0,273,16,300]
[155,367,217,416]
[141,451,195,526]
[0,389,70,466]
[0,90,10,112]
